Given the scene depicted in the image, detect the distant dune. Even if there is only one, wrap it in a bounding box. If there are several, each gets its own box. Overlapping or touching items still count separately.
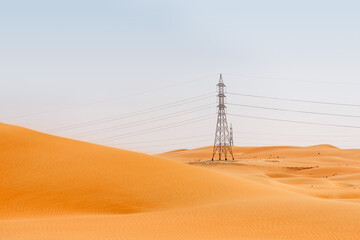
[1,123,360,239]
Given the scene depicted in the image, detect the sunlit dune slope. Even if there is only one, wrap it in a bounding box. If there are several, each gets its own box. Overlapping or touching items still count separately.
[0,123,281,218]
[160,145,360,201]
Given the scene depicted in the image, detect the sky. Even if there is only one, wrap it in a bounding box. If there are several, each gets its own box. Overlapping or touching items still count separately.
[1,0,360,153]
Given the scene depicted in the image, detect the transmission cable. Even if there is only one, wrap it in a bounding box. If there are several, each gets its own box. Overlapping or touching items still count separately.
[72,103,214,138]
[93,114,214,142]
[233,131,360,138]
[229,113,360,129]
[114,134,213,145]
[118,139,210,149]
[4,74,214,121]
[227,92,360,107]
[232,133,360,143]
[47,92,214,133]
[228,103,360,118]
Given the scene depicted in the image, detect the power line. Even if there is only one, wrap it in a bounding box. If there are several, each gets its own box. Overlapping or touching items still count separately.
[224,140,357,148]
[118,139,210,149]
[122,138,359,151]
[93,114,214,142]
[221,134,360,146]
[227,92,360,107]
[233,131,360,138]
[72,103,214,138]
[229,113,360,129]
[114,134,213,145]
[4,74,214,121]
[232,134,360,143]
[95,115,213,142]
[47,92,214,133]
[228,103,360,118]
[114,131,360,149]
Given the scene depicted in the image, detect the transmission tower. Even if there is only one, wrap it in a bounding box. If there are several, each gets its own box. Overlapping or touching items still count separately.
[230,123,234,147]
[211,74,234,161]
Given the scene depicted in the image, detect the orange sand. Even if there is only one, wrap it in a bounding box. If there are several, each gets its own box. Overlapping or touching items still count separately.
[1,123,360,239]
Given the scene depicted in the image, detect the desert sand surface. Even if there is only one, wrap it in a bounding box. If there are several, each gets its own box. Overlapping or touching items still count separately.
[1,123,360,239]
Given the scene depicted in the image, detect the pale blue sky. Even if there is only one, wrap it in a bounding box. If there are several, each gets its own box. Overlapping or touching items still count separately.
[1,0,360,153]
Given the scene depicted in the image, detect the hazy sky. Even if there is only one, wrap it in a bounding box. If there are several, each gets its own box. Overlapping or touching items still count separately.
[1,0,360,153]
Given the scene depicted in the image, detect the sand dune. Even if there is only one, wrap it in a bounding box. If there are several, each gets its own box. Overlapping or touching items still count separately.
[0,123,278,218]
[1,123,360,239]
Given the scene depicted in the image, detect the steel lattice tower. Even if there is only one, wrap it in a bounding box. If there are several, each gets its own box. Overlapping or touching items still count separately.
[230,123,234,147]
[211,74,234,161]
